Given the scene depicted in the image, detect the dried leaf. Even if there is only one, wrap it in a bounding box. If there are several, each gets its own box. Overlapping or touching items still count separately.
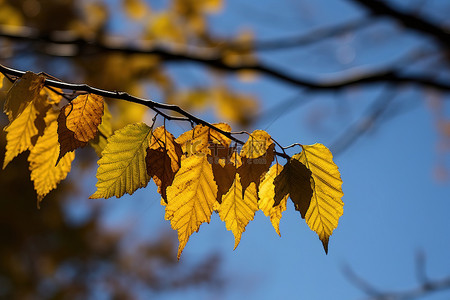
[64,93,104,142]
[237,143,275,197]
[274,157,313,218]
[4,71,45,122]
[89,102,113,157]
[57,110,87,165]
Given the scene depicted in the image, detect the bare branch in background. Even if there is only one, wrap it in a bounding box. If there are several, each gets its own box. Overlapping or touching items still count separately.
[344,252,450,300]
[0,26,449,92]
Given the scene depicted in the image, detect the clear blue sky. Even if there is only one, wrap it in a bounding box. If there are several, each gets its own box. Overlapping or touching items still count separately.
[72,0,450,299]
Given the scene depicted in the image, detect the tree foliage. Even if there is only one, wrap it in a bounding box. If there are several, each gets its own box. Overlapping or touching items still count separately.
[0,69,344,259]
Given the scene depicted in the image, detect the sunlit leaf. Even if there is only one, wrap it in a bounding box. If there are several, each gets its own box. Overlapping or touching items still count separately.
[296,144,344,253]
[28,109,75,206]
[240,129,273,159]
[65,94,104,142]
[259,164,287,236]
[217,174,258,249]
[123,0,149,19]
[3,101,39,169]
[165,155,218,259]
[3,85,52,169]
[40,86,63,105]
[90,123,152,199]
[176,123,231,156]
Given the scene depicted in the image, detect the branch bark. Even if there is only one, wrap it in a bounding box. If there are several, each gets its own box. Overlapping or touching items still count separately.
[1,26,450,91]
[0,63,291,159]
[349,0,450,48]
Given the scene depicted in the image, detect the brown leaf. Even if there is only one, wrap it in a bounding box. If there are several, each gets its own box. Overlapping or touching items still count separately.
[237,143,275,197]
[57,109,87,165]
[274,158,313,218]
[146,147,176,202]
[65,94,104,142]
[148,127,182,202]
[210,155,236,204]
[3,71,45,122]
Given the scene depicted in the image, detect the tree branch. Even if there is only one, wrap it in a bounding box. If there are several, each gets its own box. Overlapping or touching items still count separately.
[349,0,450,47]
[0,63,291,159]
[1,26,450,91]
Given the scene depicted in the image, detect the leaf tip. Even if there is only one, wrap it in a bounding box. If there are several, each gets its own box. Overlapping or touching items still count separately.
[322,238,329,254]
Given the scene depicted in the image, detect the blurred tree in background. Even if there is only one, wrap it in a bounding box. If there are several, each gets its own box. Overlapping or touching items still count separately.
[1,0,450,299]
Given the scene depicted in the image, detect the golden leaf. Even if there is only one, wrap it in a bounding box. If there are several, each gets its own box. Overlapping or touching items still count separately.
[65,94,104,142]
[176,123,231,156]
[0,72,4,89]
[165,155,218,259]
[90,123,152,199]
[3,85,52,169]
[3,101,39,169]
[28,109,75,206]
[147,126,182,202]
[3,71,45,122]
[89,102,113,157]
[274,157,313,218]
[240,129,273,159]
[259,164,287,236]
[296,143,344,254]
[217,174,258,249]
[123,0,149,19]
[40,87,63,105]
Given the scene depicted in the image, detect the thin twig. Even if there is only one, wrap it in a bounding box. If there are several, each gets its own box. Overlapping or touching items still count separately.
[0,63,291,159]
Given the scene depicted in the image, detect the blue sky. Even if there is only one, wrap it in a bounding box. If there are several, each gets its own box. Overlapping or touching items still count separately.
[68,0,450,299]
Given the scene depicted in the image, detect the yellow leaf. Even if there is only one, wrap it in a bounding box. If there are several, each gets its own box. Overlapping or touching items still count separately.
[176,123,231,156]
[3,71,45,122]
[90,123,152,199]
[165,155,218,259]
[296,143,344,254]
[3,86,52,169]
[40,87,63,105]
[28,109,75,206]
[0,72,4,89]
[259,164,287,236]
[89,102,113,157]
[122,0,149,19]
[217,174,258,249]
[3,101,39,169]
[65,94,104,142]
[240,129,273,159]
[203,0,223,13]
[147,126,182,202]
[274,157,313,218]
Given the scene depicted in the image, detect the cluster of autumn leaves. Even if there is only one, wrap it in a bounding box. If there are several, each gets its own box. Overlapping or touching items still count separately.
[1,71,344,259]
